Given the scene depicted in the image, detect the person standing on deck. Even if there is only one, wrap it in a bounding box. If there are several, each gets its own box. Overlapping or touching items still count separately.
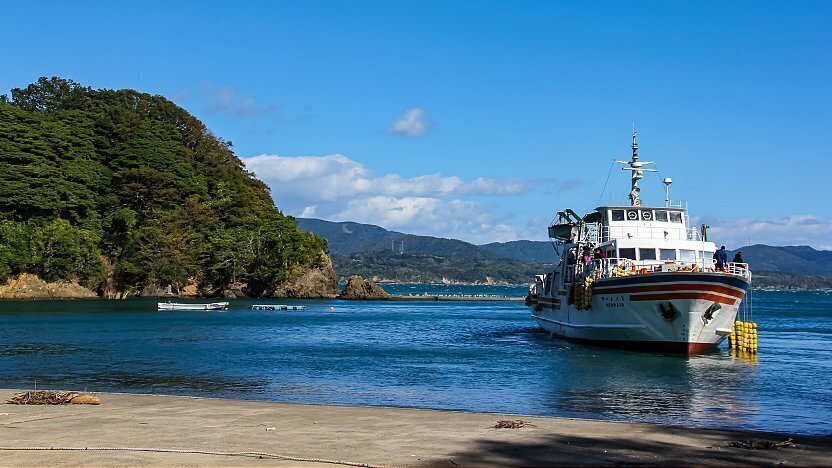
[714,246,728,271]
[582,246,593,277]
[732,251,745,264]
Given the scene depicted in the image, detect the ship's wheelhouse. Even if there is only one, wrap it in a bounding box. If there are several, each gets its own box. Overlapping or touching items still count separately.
[592,205,715,265]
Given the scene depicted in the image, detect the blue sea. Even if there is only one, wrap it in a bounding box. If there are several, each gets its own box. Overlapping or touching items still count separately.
[0,286,830,436]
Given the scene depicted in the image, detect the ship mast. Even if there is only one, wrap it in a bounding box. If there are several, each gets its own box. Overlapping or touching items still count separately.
[616,130,656,206]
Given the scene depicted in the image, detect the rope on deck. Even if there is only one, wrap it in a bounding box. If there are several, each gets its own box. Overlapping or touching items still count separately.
[0,446,385,467]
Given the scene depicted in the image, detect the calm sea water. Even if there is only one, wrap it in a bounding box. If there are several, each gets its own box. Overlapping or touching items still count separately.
[0,286,830,435]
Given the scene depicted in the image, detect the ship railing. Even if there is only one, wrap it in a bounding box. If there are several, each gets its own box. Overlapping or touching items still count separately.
[599,226,702,242]
[725,262,752,280]
[567,257,751,281]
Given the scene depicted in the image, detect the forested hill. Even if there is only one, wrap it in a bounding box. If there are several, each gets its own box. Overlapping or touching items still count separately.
[0,77,326,296]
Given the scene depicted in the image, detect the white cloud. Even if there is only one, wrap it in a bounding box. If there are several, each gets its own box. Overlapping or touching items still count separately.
[330,196,541,244]
[699,215,832,250]
[244,153,832,247]
[242,153,557,243]
[243,154,533,201]
[387,108,431,137]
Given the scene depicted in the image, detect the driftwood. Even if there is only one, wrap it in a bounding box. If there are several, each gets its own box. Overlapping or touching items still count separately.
[493,420,532,429]
[728,438,796,450]
[5,390,100,405]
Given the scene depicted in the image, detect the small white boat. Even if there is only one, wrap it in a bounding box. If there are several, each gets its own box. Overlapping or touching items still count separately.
[157,301,229,311]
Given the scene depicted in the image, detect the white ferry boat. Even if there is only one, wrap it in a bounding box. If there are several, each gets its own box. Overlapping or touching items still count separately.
[526,132,751,354]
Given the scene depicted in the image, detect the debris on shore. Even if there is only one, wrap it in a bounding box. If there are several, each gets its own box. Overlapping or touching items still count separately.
[728,438,796,450]
[6,390,101,405]
[493,419,532,429]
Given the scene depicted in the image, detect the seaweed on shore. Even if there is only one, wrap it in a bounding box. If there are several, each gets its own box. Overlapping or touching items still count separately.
[5,390,99,405]
[493,419,532,429]
[728,438,796,450]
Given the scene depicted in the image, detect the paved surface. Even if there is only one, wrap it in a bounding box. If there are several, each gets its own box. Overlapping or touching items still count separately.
[1,390,830,466]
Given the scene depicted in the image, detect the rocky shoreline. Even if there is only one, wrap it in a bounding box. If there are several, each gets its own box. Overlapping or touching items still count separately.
[0,273,97,299]
[0,255,393,300]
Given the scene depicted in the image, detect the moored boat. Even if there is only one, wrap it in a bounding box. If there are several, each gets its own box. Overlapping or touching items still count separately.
[526,132,752,354]
[157,301,229,311]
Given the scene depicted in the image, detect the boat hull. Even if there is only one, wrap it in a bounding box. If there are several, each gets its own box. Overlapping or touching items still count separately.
[530,272,748,354]
[157,302,229,311]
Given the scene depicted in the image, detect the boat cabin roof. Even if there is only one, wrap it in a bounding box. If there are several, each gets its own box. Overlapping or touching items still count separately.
[595,205,686,212]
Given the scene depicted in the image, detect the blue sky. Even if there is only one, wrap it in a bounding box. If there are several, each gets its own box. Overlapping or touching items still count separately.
[2,1,830,248]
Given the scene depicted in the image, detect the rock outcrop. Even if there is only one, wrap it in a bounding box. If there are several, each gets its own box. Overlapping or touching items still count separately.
[338,275,390,300]
[222,282,247,299]
[0,273,97,299]
[181,277,200,297]
[138,283,171,297]
[272,253,339,298]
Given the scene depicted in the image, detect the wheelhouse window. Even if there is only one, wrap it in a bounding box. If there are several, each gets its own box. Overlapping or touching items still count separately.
[641,210,654,221]
[611,210,625,221]
[679,249,696,261]
[655,210,668,222]
[639,248,657,260]
[669,211,683,223]
[626,210,639,221]
[618,248,636,260]
[660,249,676,260]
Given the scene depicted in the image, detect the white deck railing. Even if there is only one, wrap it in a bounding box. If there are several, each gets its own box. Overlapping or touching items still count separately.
[565,258,751,283]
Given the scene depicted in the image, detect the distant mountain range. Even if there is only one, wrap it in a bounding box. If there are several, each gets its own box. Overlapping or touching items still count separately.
[297,217,556,261]
[297,218,832,288]
[727,245,832,277]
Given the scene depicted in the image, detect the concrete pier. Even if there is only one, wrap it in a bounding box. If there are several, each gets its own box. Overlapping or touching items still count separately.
[1,390,830,466]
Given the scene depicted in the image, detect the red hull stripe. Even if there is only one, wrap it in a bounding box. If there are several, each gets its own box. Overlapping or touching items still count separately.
[595,283,745,298]
[629,292,737,305]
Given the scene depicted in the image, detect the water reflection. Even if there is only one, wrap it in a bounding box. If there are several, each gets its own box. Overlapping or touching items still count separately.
[536,342,760,429]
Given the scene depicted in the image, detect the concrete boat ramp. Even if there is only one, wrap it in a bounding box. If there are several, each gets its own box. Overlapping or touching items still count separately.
[1,390,829,466]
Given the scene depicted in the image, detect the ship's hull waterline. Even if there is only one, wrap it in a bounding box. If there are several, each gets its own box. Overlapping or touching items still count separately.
[530,272,750,354]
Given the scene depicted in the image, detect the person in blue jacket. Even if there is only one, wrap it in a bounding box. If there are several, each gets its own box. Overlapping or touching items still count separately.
[713,245,728,271]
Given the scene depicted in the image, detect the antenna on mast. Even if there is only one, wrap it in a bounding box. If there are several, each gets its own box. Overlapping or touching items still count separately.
[663,177,673,206]
[615,128,657,206]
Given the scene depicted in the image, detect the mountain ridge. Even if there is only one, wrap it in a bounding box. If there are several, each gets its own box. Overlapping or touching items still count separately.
[298,218,832,287]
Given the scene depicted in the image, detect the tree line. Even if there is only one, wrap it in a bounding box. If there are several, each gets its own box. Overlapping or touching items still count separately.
[0,77,326,296]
